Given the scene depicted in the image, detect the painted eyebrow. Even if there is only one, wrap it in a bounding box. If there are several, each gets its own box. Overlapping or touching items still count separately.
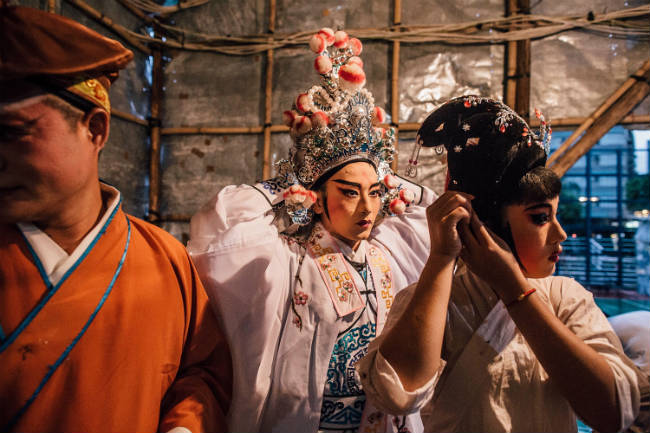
[332,179,382,189]
[524,203,552,212]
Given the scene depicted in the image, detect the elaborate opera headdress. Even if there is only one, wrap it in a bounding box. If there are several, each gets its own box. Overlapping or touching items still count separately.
[263,28,416,227]
[416,95,552,228]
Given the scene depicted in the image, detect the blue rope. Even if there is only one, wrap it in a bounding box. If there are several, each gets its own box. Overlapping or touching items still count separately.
[0,198,121,354]
[4,216,131,431]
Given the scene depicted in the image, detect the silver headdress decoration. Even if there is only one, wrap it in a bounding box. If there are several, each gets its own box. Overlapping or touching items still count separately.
[267,28,406,227]
[279,28,396,188]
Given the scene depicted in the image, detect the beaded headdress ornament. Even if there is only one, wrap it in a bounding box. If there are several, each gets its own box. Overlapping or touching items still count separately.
[272,28,413,226]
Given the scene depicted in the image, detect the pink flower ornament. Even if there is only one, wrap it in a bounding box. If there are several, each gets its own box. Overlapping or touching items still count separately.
[283,184,317,208]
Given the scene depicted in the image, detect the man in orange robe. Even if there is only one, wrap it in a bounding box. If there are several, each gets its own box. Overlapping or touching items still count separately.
[0,5,232,432]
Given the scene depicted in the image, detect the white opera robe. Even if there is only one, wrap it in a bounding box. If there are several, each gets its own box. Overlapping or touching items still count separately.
[358,266,642,432]
[188,180,436,433]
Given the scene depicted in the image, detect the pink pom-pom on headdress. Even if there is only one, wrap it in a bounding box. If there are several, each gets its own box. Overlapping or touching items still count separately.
[372,106,386,125]
[338,63,366,92]
[318,27,335,46]
[334,30,349,48]
[283,110,297,127]
[383,174,399,189]
[296,93,313,114]
[314,55,333,75]
[399,188,415,204]
[311,111,330,128]
[389,198,406,215]
[347,56,363,68]
[283,184,317,209]
[349,37,363,56]
[309,34,327,54]
[292,115,312,135]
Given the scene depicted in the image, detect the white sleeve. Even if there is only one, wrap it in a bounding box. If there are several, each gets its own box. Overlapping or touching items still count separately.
[373,183,437,285]
[187,184,292,431]
[357,284,444,415]
[550,277,642,431]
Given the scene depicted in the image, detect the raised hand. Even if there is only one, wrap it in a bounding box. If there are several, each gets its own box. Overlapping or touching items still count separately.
[458,211,527,303]
[426,191,474,261]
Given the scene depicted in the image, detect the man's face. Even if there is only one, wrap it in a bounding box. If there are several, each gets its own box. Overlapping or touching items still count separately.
[315,161,383,250]
[0,97,98,225]
[504,196,568,278]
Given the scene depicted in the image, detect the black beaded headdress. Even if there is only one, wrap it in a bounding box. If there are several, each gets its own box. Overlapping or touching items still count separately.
[415,95,552,228]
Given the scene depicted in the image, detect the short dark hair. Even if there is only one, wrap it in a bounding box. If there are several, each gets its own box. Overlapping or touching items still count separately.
[42,94,84,130]
[502,166,562,206]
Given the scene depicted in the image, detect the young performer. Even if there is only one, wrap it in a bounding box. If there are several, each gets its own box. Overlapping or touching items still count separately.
[189,28,435,433]
[358,96,641,432]
[0,6,231,432]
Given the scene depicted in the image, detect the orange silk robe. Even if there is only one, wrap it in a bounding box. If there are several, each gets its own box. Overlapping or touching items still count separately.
[0,207,232,433]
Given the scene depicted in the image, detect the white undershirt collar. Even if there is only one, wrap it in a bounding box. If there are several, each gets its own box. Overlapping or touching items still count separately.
[17,184,121,286]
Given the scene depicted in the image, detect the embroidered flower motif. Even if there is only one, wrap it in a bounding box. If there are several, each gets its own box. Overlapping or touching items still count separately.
[381,277,391,289]
[453,145,462,153]
[342,280,354,292]
[292,315,302,329]
[369,247,377,256]
[462,123,470,131]
[338,291,349,301]
[294,291,309,305]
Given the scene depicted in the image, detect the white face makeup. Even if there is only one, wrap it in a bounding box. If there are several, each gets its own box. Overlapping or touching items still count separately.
[314,161,382,250]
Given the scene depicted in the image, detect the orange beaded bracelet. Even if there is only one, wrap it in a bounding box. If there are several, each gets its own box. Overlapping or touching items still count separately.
[505,288,536,308]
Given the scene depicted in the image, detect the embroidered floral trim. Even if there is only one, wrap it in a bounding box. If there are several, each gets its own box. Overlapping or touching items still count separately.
[294,291,309,305]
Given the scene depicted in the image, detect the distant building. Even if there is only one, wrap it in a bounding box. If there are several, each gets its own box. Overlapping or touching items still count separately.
[551,126,636,222]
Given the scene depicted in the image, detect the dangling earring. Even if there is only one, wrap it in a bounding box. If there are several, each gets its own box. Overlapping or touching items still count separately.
[406,135,423,178]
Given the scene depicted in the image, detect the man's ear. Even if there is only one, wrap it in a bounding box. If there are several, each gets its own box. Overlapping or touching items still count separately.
[83,108,110,152]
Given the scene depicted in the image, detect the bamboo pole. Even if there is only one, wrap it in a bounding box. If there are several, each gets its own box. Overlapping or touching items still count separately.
[504,0,531,118]
[115,0,153,23]
[63,0,152,54]
[111,108,149,127]
[262,0,276,179]
[391,0,401,172]
[547,60,650,166]
[551,73,650,177]
[147,45,164,222]
[162,126,266,135]
[157,114,649,137]
[529,114,649,128]
[504,39,518,108]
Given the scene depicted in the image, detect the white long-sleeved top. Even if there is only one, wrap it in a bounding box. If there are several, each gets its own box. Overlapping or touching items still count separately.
[358,268,641,432]
[188,181,436,433]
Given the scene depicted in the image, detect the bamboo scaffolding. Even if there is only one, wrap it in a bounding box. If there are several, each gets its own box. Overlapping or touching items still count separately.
[111,108,149,127]
[56,0,649,226]
[391,0,401,171]
[63,0,151,54]
[147,45,164,222]
[120,6,648,55]
[547,60,650,166]
[550,70,650,177]
[262,0,276,179]
[504,0,531,118]
[157,115,649,136]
